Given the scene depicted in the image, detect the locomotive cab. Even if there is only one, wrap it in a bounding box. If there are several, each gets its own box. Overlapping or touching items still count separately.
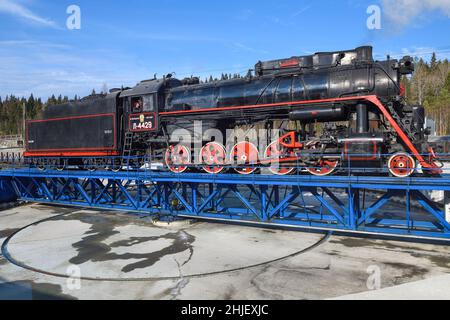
[120,77,182,135]
[121,93,159,134]
[118,77,183,159]
[126,94,158,132]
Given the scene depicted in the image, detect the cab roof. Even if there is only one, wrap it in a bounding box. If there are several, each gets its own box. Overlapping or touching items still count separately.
[120,78,182,98]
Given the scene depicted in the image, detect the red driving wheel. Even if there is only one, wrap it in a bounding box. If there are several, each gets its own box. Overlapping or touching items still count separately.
[388,153,416,178]
[305,159,338,176]
[230,141,259,175]
[264,141,295,175]
[200,142,226,174]
[165,144,191,173]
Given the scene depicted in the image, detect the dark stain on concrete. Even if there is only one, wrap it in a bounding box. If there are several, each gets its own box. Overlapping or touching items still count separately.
[67,214,121,265]
[0,202,21,213]
[331,237,448,255]
[325,250,342,256]
[111,232,195,273]
[409,252,450,269]
[330,237,450,274]
[31,282,78,300]
[154,286,175,300]
[329,237,379,248]
[425,255,450,269]
[383,262,429,284]
[280,264,331,272]
[249,266,285,300]
[0,211,21,219]
[378,240,446,253]
[223,285,237,300]
[0,228,20,239]
[0,280,77,300]
[32,204,80,215]
[64,212,196,273]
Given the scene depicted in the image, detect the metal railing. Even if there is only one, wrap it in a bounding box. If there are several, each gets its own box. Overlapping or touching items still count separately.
[1,152,449,177]
[0,135,23,148]
[0,134,22,140]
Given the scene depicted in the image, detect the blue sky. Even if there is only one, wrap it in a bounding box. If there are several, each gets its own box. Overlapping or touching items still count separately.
[0,0,449,99]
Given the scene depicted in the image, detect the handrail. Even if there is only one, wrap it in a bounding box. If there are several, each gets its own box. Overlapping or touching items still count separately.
[0,152,449,176]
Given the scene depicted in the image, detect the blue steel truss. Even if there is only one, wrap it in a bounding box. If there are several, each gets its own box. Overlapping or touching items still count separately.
[1,167,450,242]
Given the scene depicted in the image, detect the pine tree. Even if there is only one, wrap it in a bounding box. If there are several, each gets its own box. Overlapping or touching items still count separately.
[26,94,35,119]
[445,72,450,90]
[431,52,437,70]
[47,94,57,106]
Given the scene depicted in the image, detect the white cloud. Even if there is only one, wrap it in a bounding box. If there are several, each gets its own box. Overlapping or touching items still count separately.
[0,40,69,48]
[381,0,450,29]
[373,46,450,61]
[0,40,150,98]
[399,47,450,60]
[0,0,58,28]
[401,46,439,57]
[232,42,269,55]
[291,5,312,18]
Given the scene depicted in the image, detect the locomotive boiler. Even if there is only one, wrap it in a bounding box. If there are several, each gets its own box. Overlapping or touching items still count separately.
[24,46,442,177]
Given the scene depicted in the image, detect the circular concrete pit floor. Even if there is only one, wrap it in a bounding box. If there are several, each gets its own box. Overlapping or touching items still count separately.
[3,210,325,280]
[0,204,450,300]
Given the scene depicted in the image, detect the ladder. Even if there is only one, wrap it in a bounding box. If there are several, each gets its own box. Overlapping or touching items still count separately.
[122,132,134,166]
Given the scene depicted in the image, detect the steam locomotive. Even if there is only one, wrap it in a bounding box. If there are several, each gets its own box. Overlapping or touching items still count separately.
[24,46,442,177]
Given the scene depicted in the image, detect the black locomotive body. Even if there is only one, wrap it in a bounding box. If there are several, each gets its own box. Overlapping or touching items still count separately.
[24,46,440,177]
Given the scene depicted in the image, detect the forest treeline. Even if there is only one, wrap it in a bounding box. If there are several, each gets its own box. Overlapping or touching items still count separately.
[1,55,450,136]
[0,93,80,136]
[402,53,450,135]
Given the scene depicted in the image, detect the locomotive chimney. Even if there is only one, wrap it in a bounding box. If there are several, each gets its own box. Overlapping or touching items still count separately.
[356,46,373,62]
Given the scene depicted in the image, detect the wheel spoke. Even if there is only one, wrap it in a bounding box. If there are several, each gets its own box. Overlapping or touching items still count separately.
[201,142,226,174]
[264,141,295,175]
[165,145,191,173]
[388,153,416,178]
[230,142,259,175]
[305,159,338,176]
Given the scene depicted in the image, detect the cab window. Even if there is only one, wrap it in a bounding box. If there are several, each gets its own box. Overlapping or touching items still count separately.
[143,94,155,112]
[131,97,143,113]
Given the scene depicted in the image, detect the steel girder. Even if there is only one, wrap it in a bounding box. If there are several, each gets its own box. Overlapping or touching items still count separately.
[1,169,450,241]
